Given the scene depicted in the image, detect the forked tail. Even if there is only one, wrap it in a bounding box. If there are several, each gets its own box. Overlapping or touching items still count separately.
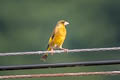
[41,53,48,61]
[41,45,51,61]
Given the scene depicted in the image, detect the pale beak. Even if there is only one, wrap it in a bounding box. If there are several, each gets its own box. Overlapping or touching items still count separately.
[64,21,69,26]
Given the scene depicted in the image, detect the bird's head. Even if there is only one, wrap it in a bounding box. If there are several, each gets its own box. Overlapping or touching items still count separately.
[57,20,69,26]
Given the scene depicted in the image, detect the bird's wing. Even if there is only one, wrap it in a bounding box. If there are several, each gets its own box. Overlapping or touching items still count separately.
[47,27,57,50]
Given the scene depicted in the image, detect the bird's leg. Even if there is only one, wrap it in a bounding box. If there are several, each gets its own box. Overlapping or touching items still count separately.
[50,48,54,55]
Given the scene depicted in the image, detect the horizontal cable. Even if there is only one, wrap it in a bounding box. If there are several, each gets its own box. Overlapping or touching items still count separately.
[1,60,120,71]
[0,71,120,79]
[0,47,120,56]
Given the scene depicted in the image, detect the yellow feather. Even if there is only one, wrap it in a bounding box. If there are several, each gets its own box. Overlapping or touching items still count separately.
[41,20,69,61]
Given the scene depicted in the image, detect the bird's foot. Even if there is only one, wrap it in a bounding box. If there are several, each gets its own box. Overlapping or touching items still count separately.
[60,48,68,53]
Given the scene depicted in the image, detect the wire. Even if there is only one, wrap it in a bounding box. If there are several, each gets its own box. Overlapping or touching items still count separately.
[1,47,120,79]
[1,60,120,71]
[0,71,120,79]
[0,47,120,56]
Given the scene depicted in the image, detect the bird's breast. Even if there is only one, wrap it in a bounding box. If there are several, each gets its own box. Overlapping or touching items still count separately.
[57,27,66,38]
[53,27,66,44]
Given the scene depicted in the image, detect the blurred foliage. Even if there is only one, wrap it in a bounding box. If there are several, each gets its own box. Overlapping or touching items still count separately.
[0,0,120,80]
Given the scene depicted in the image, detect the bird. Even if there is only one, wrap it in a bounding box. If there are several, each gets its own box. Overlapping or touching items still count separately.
[41,20,69,61]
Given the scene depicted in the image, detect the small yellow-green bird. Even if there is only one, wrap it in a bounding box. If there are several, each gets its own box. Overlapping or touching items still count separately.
[41,20,69,61]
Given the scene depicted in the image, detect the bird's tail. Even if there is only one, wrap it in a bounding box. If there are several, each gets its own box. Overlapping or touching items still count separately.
[41,45,51,61]
[41,53,48,61]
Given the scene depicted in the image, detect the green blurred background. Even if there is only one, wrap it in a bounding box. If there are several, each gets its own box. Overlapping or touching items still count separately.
[0,0,120,80]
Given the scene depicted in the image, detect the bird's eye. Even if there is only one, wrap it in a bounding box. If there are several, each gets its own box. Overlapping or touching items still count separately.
[62,22,65,24]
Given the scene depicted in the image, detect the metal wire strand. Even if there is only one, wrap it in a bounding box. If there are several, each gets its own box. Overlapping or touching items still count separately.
[0,47,120,56]
[0,71,120,79]
[0,60,120,71]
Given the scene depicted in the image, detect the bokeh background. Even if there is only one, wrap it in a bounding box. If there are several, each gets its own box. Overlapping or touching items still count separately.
[0,0,120,80]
